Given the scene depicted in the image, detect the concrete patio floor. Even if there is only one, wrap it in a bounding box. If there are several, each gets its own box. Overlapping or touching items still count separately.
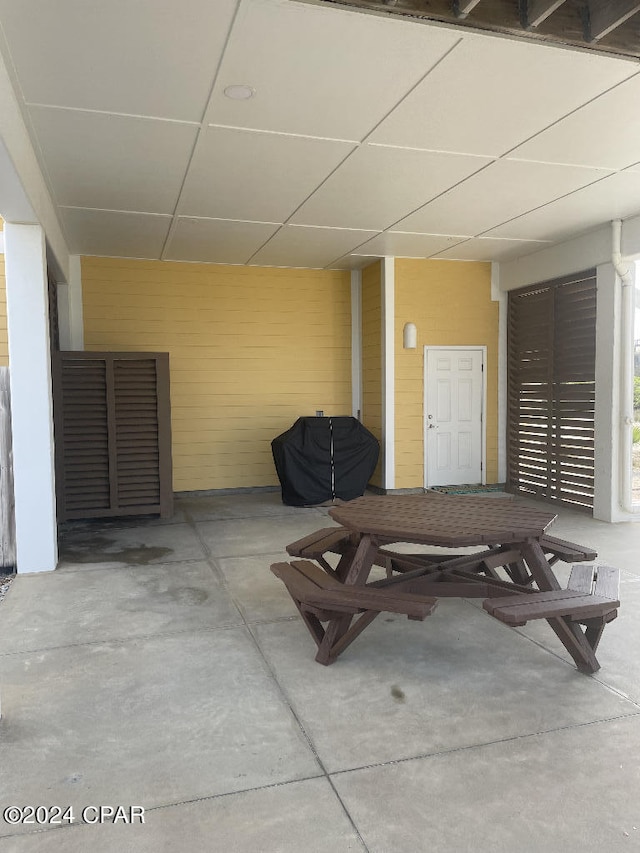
[0,491,639,852]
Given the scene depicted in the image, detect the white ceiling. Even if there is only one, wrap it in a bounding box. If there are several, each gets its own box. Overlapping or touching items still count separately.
[1,0,640,270]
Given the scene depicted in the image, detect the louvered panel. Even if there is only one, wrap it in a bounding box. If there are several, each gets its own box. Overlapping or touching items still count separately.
[54,352,173,520]
[507,270,596,512]
[57,358,110,513]
[113,358,161,510]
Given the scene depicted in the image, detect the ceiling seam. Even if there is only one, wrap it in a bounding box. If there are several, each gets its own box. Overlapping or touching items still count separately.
[59,205,174,218]
[159,0,244,262]
[207,122,359,145]
[22,102,201,127]
[499,68,640,160]
[473,170,631,240]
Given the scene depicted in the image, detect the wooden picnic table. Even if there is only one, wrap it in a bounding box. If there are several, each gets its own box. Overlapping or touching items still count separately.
[271,493,619,673]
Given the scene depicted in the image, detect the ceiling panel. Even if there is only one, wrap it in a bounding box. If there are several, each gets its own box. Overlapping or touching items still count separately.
[29,107,198,214]
[369,35,638,157]
[434,237,551,261]
[250,225,377,268]
[1,0,639,267]
[485,170,640,242]
[60,209,172,258]
[207,0,459,140]
[328,255,379,270]
[179,126,355,222]
[510,73,640,170]
[0,0,239,121]
[291,145,492,231]
[355,231,468,257]
[165,217,279,264]
[396,159,610,236]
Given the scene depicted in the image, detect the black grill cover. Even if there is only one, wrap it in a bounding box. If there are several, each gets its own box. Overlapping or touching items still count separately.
[271,417,379,506]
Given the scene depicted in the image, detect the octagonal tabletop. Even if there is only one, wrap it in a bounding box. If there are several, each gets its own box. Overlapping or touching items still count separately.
[329,494,557,548]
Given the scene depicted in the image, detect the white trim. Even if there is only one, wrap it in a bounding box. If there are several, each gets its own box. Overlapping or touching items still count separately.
[350,270,362,419]
[382,257,395,490]
[594,263,621,521]
[56,281,71,349]
[57,255,84,350]
[423,345,487,489]
[492,262,507,482]
[67,255,84,349]
[4,223,58,572]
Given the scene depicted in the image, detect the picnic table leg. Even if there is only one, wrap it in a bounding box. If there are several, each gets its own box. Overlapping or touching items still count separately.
[313,534,382,664]
[315,611,380,665]
[505,557,531,586]
[522,539,601,674]
[342,534,380,586]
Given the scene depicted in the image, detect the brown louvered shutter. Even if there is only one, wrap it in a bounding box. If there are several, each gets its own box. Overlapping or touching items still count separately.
[507,270,596,511]
[53,352,172,521]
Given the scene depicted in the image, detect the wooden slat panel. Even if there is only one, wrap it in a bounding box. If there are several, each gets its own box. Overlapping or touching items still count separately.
[53,351,173,521]
[113,358,161,509]
[507,270,596,511]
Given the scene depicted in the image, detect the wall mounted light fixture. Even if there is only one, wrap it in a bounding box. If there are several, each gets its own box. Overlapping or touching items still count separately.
[403,322,417,349]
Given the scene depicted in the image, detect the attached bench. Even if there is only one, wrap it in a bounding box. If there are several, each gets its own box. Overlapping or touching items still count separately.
[286,527,353,574]
[483,564,620,673]
[271,559,438,665]
[540,535,598,566]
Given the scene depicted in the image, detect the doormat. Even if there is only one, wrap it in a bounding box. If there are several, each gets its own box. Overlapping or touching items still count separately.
[430,483,506,495]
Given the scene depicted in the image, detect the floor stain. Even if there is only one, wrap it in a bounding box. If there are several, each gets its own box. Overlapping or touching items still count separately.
[60,535,173,565]
[170,587,209,605]
[390,685,406,702]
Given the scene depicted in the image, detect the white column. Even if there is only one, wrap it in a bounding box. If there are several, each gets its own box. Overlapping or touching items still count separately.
[593,262,621,522]
[56,255,84,350]
[491,262,507,483]
[381,257,395,491]
[67,255,84,350]
[4,223,58,571]
[350,269,362,420]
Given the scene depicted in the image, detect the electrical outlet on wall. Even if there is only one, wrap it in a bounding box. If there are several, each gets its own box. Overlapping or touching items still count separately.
[315,410,324,417]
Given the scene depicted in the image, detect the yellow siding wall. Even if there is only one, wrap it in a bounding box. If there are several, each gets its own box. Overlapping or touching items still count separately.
[0,217,7,367]
[394,259,499,488]
[81,257,352,492]
[361,261,382,487]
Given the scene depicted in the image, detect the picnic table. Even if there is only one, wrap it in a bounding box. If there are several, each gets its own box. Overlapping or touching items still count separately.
[271,493,619,673]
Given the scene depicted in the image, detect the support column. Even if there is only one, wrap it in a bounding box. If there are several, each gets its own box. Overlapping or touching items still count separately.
[56,255,84,350]
[350,269,362,420]
[4,223,57,572]
[593,262,621,522]
[381,257,395,491]
[491,262,507,484]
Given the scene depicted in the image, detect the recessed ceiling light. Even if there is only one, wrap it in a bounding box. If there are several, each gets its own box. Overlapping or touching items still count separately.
[223,84,255,101]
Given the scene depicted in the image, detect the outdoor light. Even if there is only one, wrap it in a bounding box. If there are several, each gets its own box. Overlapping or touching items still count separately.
[403,322,417,349]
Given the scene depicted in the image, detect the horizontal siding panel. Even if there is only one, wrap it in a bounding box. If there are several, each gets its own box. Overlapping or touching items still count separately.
[83,258,352,491]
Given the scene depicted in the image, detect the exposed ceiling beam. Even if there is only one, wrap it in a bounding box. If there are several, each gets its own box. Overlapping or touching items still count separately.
[308,0,640,60]
[453,0,482,19]
[588,0,640,41]
[524,0,568,29]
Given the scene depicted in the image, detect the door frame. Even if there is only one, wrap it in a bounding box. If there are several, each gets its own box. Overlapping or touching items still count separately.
[423,345,487,489]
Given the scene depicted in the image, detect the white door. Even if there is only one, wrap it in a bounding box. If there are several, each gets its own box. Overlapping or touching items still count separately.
[425,348,484,488]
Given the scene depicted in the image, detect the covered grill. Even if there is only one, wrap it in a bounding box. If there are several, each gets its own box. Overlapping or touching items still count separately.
[271,416,379,506]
